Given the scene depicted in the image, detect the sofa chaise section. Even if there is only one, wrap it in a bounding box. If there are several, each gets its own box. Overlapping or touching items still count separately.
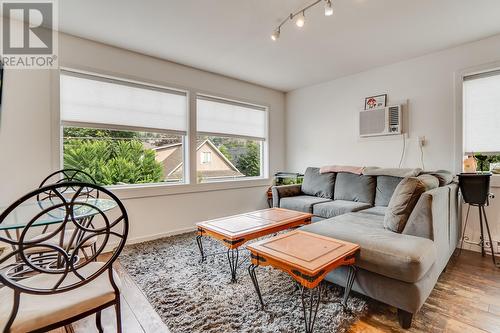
[271,166,458,329]
[301,212,436,284]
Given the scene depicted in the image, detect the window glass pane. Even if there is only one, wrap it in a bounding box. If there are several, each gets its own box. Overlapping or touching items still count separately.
[61,72,187,133]
[463,72,500,154]
[196,136,262,183]
[63,127,184,185]
[197,96,266,139]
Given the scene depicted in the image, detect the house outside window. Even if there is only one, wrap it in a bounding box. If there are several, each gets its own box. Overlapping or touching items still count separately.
[196,95,267,183]
[60,71,188,186]
[463,69,500,173]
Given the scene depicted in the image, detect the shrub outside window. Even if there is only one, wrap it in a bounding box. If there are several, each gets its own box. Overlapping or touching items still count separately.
[60,71,187,186]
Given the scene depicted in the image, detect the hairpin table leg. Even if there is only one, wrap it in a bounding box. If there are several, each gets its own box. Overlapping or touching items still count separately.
[301,283,323,333]
[196,235,205,263]
[342,265,357,307]
[227,248,239,283]
[248,263,264,308]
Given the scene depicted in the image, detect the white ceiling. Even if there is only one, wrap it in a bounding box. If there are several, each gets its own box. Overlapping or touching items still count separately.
[59,0,500,92]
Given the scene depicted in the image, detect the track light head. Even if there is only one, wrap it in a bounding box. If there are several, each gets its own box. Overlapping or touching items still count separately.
[295,11,305,27]
[271,29,280,41]
[324,0,333,16]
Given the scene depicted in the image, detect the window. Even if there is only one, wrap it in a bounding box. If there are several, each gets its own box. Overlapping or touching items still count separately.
[196,95,267,183]
[201,152,212,164]
[463,70,500,173]
[60,71,188,186]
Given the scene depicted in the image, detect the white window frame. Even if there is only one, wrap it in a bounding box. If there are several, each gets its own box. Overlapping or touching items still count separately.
[59,69,189,186]
[455,62,500,187]
[52,67,271,198]
[195,93,269,183]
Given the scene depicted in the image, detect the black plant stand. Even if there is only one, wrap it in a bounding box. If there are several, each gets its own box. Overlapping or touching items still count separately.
[458,173,500,268]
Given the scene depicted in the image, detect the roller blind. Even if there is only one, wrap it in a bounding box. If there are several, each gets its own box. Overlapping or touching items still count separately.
[60,72,188,134]
[197,96,267,140]
[463,71,500,153]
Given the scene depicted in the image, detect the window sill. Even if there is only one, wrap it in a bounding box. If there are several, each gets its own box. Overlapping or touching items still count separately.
[108,178,272,200]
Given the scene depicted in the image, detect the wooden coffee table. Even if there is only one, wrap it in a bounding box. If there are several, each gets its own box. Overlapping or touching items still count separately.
[196,208,313,282]
[246,230,360,333]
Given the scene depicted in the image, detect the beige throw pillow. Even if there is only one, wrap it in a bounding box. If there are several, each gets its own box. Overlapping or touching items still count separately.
[384,177,427,233]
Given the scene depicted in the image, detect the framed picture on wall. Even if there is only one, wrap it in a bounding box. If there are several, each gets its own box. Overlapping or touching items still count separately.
[364,94,387,110]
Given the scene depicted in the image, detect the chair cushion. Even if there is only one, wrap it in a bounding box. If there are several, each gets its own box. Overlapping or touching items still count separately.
[0,262,118,333]
[375,176,403,207]
[313,200,372,219]
[300,213,436,283]
[334,173,376,204]
[279,195,331,213]
[301,167,336,199]
[359,206,387,216]
[384,177,428,233]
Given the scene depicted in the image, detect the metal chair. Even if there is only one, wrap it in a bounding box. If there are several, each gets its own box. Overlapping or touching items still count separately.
[0,182,128,332]
[34,169,100,260]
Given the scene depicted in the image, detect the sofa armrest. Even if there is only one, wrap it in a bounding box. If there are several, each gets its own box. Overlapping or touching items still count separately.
[403,183,459,269]
[271,184,302,207]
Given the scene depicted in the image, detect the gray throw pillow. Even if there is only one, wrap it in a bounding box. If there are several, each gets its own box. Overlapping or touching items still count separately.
[301,167,336,199]
[334,172,376,204]
[375,176,403,207]
[384,177,427,233]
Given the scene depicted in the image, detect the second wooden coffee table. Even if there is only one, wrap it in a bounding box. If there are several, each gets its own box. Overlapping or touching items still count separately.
[196,208,313,282]
[247,230,360,333]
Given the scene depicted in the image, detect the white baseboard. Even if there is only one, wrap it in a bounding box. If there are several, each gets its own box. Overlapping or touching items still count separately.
[126,226,197,245]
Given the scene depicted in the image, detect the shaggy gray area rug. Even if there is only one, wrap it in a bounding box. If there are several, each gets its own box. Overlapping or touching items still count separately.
[120,232,367,333]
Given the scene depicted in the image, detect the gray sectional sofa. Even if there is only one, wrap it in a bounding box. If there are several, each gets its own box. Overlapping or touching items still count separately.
[272,167,459,329]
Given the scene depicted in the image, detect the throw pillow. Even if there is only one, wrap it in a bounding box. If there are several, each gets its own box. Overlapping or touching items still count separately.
[375,175,404,207]
[334,172,376,204]
[301,167,336,199]
[421,170,454,186]
[384,177,427,233]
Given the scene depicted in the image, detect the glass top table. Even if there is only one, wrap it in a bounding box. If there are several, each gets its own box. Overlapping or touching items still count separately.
[0,198,117,231]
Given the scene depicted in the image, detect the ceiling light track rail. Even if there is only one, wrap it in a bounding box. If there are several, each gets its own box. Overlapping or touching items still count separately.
[271,0,333,41]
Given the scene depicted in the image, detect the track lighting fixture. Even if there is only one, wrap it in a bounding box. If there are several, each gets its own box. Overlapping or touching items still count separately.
[324,0,333,16]
[270,0,334,41]
[295,11,305,27]
[271,29,280,41]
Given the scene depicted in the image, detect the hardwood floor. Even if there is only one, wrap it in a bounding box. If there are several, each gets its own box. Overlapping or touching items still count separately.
[349,250,500,333]
[49,259,169,333]
[52,249,499,333]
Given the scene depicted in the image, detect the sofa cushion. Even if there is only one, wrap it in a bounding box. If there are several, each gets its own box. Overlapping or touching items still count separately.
[359,206,387,216]
[313,200,372,218]
[334,173,376,204]
[301,167,336,199]
[279,195,331,213]
[300,213,436,283]
[375,176,403,207]
[384,177,427,233]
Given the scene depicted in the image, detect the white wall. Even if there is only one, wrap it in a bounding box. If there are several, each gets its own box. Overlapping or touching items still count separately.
[286,34,500,252]
[0,33,285,243]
